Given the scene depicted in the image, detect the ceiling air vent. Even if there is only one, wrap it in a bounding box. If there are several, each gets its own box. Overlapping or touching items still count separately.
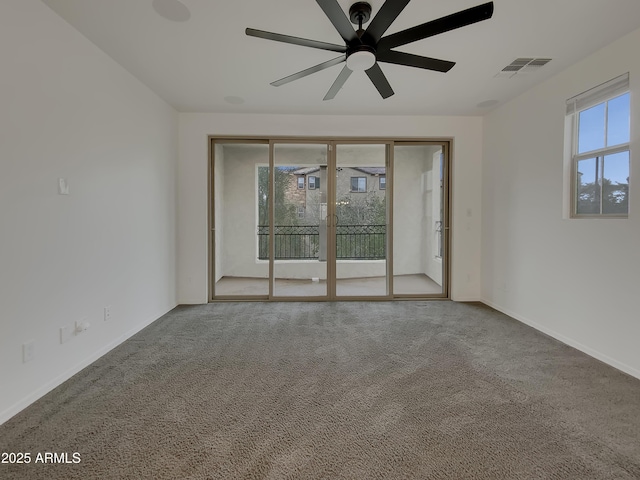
[495,58,551,78]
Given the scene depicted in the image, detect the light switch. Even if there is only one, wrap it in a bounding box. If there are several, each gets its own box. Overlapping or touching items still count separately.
[58,178,69,195]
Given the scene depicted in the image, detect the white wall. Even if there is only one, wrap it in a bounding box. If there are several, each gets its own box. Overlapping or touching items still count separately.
[482,27,640,378]
[220,145,269,279]
[179,113,483,302]
[0,0,178,423]
[393,148,427,275]
[425,150,444,285]
[393,144,443,284]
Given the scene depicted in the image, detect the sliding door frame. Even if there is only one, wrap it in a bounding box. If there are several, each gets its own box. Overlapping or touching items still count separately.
[392,140,451,300]
[332,140,393,301]
[269,139,332,301]
[209,138,271,301]
[208,135,451,302]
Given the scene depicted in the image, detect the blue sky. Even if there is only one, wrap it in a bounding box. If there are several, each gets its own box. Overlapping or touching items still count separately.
[578,92,630,185]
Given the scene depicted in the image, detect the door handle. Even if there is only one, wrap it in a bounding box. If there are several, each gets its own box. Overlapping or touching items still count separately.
[325,214,338,227]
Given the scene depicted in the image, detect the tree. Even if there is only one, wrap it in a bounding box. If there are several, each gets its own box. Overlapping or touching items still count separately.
[257,166,299,226]
[335,192,386,259]
[257,167,307,259]
[602,178,629,214]
[577,177,628,214]
[335,192,386,225]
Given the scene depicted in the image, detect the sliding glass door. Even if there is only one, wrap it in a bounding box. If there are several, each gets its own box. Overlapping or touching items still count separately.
[272,143,329,298]
[210,138,448,301]
[334,143,389,298]
[393,143,447,296]
[211,141,270,298]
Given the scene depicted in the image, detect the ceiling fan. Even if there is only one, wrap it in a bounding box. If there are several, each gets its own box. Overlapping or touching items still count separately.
[246,0,494,100]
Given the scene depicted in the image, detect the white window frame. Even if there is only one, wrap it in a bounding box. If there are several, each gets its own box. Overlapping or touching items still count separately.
[567,73,630,218]
[308,176,316,190]
[379,176,386,190]
[350,176,367,193]
[297,176,305,189]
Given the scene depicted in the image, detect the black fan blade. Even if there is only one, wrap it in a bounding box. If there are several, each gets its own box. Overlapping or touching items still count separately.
[271,56,346,87]
[246,28,347,53]
[378,2,494,51]
[362,0,411,44]
[323,65,353,100]
[365,63,394,99]
[316,0,359,44]
[376,50,455,73]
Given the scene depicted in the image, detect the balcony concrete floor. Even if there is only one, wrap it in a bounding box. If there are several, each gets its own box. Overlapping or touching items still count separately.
[213,274,442,298]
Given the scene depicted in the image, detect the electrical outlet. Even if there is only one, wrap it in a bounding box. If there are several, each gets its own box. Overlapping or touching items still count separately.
[104,306,112,321]
[22,340,36,363]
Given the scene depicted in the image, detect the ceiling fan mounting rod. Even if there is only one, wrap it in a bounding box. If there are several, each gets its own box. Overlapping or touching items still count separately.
[349,2,372,31]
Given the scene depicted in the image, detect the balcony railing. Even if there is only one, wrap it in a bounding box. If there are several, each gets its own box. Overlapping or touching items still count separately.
[258,224,386,260]
[335,224,386,260]
[258,225,319,260]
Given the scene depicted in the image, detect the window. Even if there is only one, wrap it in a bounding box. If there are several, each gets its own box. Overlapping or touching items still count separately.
[379,176,386,190]
[308,176,320,190]
[567,73,630,216]
[350,177,367,192]
[297,176,304,189]
[297,206,305,218]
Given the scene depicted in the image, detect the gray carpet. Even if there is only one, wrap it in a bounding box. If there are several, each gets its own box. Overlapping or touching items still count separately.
[1,301,640,479]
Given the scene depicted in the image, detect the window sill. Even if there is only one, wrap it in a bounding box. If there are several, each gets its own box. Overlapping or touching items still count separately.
[570,214,628,219]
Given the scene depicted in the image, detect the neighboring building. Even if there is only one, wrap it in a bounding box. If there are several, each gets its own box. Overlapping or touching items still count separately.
[285,166,386,223]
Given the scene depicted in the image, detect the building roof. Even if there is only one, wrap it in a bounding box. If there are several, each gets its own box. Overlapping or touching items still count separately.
[290,167,320,175]
[352,167,386,176]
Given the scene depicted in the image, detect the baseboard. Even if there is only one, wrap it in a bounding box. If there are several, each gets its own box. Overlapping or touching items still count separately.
[482,298,640,381]
[451,296,481,302]
[0,304,177,425]
[178,298,207,305]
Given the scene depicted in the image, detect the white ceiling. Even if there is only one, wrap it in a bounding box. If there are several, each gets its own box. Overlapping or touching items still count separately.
[41,0,640,115]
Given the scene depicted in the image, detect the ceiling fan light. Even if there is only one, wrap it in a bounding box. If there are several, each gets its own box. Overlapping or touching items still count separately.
[346,51,376,72]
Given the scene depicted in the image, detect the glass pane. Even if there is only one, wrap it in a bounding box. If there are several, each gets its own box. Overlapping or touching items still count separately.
[607,93,630,147]
[214,143,269,296]
[602,151,629,215]
[393,145,445,295]
[576,157,600,215]
[336,144,387,297]
[578,103,605,154]
[273,144,328,297]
